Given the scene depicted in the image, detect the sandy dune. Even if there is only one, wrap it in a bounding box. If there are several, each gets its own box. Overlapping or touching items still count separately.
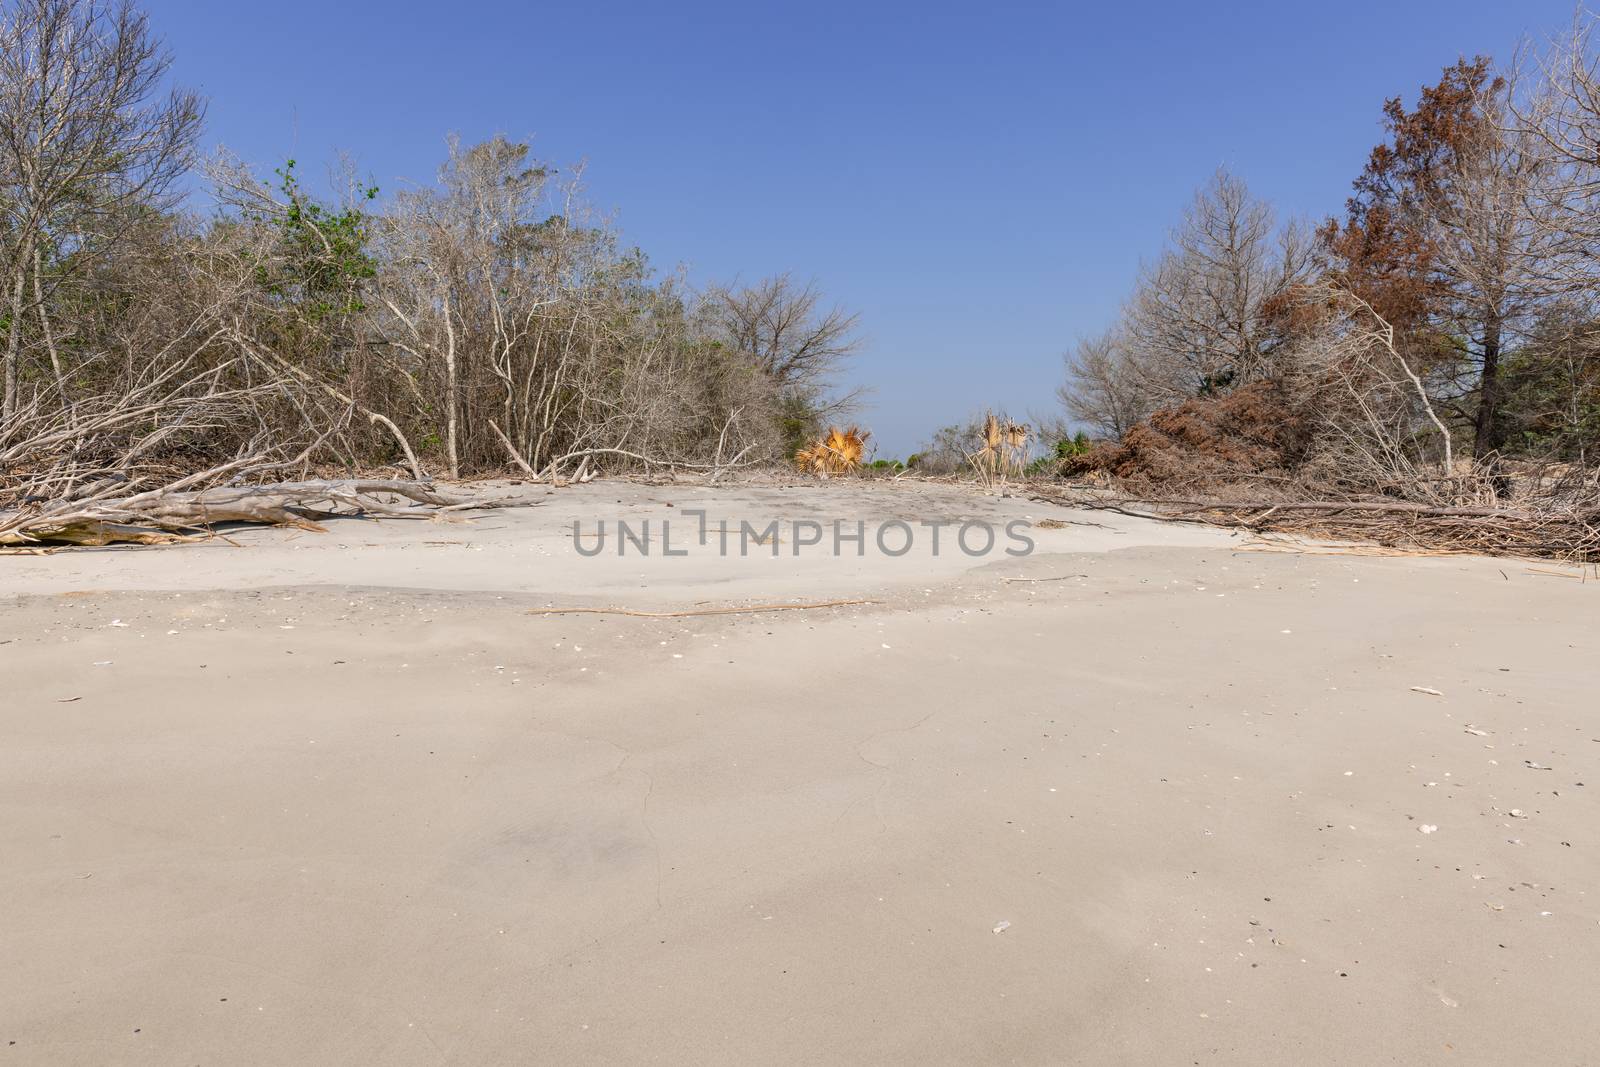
[2,482,1596,1064]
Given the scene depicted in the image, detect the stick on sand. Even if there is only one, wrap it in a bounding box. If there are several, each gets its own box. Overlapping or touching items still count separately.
[1000,575,1088,582]
[529,599,877,618]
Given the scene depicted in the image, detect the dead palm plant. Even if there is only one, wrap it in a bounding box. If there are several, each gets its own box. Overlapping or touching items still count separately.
[969,412,1030,486]
[795,425,870,474]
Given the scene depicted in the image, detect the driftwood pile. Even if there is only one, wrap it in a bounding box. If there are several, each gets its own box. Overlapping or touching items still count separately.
[1030,486,1600,562]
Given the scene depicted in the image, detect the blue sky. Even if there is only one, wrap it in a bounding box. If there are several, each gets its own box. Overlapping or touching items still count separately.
[147,0,1572,456]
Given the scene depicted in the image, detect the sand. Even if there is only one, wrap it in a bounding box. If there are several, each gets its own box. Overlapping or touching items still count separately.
[2,481,1596,1064]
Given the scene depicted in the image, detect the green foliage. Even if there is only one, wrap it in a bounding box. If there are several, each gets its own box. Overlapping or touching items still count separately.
[1054,431,1091,458]
[1024,455,1057,477]
[1499,346,1600,460]
[868,458,904,470]
[1022,432,1093,478]
[255,160,379,322]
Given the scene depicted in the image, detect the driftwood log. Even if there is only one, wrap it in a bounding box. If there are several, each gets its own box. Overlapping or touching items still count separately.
[0,480,501,547]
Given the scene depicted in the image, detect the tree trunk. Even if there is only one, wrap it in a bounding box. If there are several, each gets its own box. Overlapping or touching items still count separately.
[34,246,69,412]
[1472,313,1504,460]
[2,262,28,423]
[442,291,461,479]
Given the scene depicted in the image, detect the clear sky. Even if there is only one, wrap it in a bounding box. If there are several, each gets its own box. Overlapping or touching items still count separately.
[145,0,1573,456]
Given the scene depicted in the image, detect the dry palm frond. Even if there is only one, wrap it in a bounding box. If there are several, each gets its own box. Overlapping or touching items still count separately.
[796,425,870,475]
[982,413,1003,451]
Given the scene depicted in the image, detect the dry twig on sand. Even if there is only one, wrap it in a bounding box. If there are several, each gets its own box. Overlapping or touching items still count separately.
[1000,575,1088,582]
[530,599,877,619]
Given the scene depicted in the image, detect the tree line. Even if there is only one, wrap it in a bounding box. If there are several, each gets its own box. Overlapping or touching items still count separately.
[0,0,859,515]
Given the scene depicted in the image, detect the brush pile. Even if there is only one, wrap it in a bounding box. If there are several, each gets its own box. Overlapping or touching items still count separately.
[1031,482,1600,561]
[1060,383,1310,491]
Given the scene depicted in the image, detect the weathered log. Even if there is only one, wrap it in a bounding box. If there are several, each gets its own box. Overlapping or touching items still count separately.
[0,479,510,547]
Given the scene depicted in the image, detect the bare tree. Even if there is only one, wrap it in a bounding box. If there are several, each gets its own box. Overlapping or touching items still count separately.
[0,0,203,421]
[1058,171,1310,440]
[705,273,862,424]
[1120,170,1310,403]
[1057,329,1152,438]
[1507,20,1600,470]
[1517,22,1600,275]
[368,136,788,479]
[375,136,560,477]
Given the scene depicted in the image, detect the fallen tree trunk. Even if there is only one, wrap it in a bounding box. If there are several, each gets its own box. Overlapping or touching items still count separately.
[1,479,506,547]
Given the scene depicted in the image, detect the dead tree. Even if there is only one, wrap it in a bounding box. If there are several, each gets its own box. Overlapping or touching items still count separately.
[1120,170,1311,404]
[705,273,862,426]
[0,0,203,422]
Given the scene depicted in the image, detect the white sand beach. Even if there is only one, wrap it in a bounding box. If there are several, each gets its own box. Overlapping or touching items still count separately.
[3,482,1596,1064]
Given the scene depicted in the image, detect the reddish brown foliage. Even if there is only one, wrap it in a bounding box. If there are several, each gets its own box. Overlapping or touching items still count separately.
[1319,57,1501,334]
[1063,381,1312,487]
[1319,205,1437,334]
